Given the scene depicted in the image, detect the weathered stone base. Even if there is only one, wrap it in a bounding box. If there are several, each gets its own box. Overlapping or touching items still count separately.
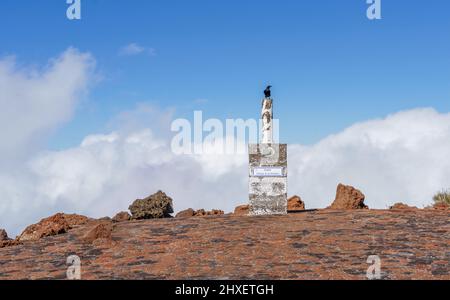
[249,144,288,216]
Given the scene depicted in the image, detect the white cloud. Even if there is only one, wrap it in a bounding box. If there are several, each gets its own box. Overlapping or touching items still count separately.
[0,48,95,161]
[0,48,96,235]
[119,43,156,56]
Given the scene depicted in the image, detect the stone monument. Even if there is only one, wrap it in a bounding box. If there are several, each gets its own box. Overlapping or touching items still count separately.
[248,86,288,215]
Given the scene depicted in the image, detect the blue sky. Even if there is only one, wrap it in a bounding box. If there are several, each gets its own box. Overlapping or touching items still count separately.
[1,0,450,148]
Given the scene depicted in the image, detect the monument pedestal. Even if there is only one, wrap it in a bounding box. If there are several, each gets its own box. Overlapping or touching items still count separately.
[248,143,288,215]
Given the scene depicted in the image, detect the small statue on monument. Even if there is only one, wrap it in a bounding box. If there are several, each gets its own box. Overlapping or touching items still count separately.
[264,85,272,98]
[261,86,273,144]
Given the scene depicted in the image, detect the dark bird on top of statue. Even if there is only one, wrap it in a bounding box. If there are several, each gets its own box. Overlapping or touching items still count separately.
[264,86,272,98]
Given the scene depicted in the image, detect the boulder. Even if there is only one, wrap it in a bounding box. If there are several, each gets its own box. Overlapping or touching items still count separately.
[129,190,174,220]
[176,208,195,218]
[18,213,90,242]
[18,213,70,242]
[83,222,113,243]
[112,212,131,223]
[0,228,20,249]
[288,196,305,212]
[432,202,450,211]
[0,229,9,241]
[329,184,368,210]
[390,203,418,210]
[234,205,250,216]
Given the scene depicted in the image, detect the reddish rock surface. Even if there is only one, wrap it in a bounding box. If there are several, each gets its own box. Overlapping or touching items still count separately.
[0,240,21,249]
[0,229,15,248]
[82,222,113,244]
[329,184,368,210]
[0,209,448,280]
[193,209,225,217]
[390,203,418,210]
[432,202,450,211]
[64,214,91,227]
[175,209,224,218]
[234,205,249,216]
[175,209,195,218]
[17,213,91,243]
[18,214,69,242]
[112,212,131,223]
[288,196,306,212]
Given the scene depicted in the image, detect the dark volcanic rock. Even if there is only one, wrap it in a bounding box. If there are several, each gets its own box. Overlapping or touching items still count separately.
[176,208,195,218]
[129,191,174,220]
[329,184,368,210]
[112,212,131,223]
[288,196,305,212]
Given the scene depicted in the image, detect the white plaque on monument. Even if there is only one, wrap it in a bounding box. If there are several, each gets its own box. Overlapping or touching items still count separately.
[252,167,284,177]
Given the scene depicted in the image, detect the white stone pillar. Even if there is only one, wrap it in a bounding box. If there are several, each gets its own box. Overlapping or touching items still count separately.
[261,98,273,144]
[248,94,288,216]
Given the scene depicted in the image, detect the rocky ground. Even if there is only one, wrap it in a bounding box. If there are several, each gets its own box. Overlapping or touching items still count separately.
[0,209,449,280]
[0,186,448,280]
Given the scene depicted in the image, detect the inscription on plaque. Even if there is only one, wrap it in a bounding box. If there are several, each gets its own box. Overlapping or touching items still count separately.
[252,167,284,177]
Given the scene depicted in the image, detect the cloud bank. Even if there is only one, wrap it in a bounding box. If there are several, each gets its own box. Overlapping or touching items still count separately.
[288,108,450,209]
[0,48,95,161]
[1,49,450,237]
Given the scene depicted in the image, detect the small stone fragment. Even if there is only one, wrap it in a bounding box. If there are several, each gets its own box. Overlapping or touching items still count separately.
[234,205,250,216]
[288,196,306,212]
